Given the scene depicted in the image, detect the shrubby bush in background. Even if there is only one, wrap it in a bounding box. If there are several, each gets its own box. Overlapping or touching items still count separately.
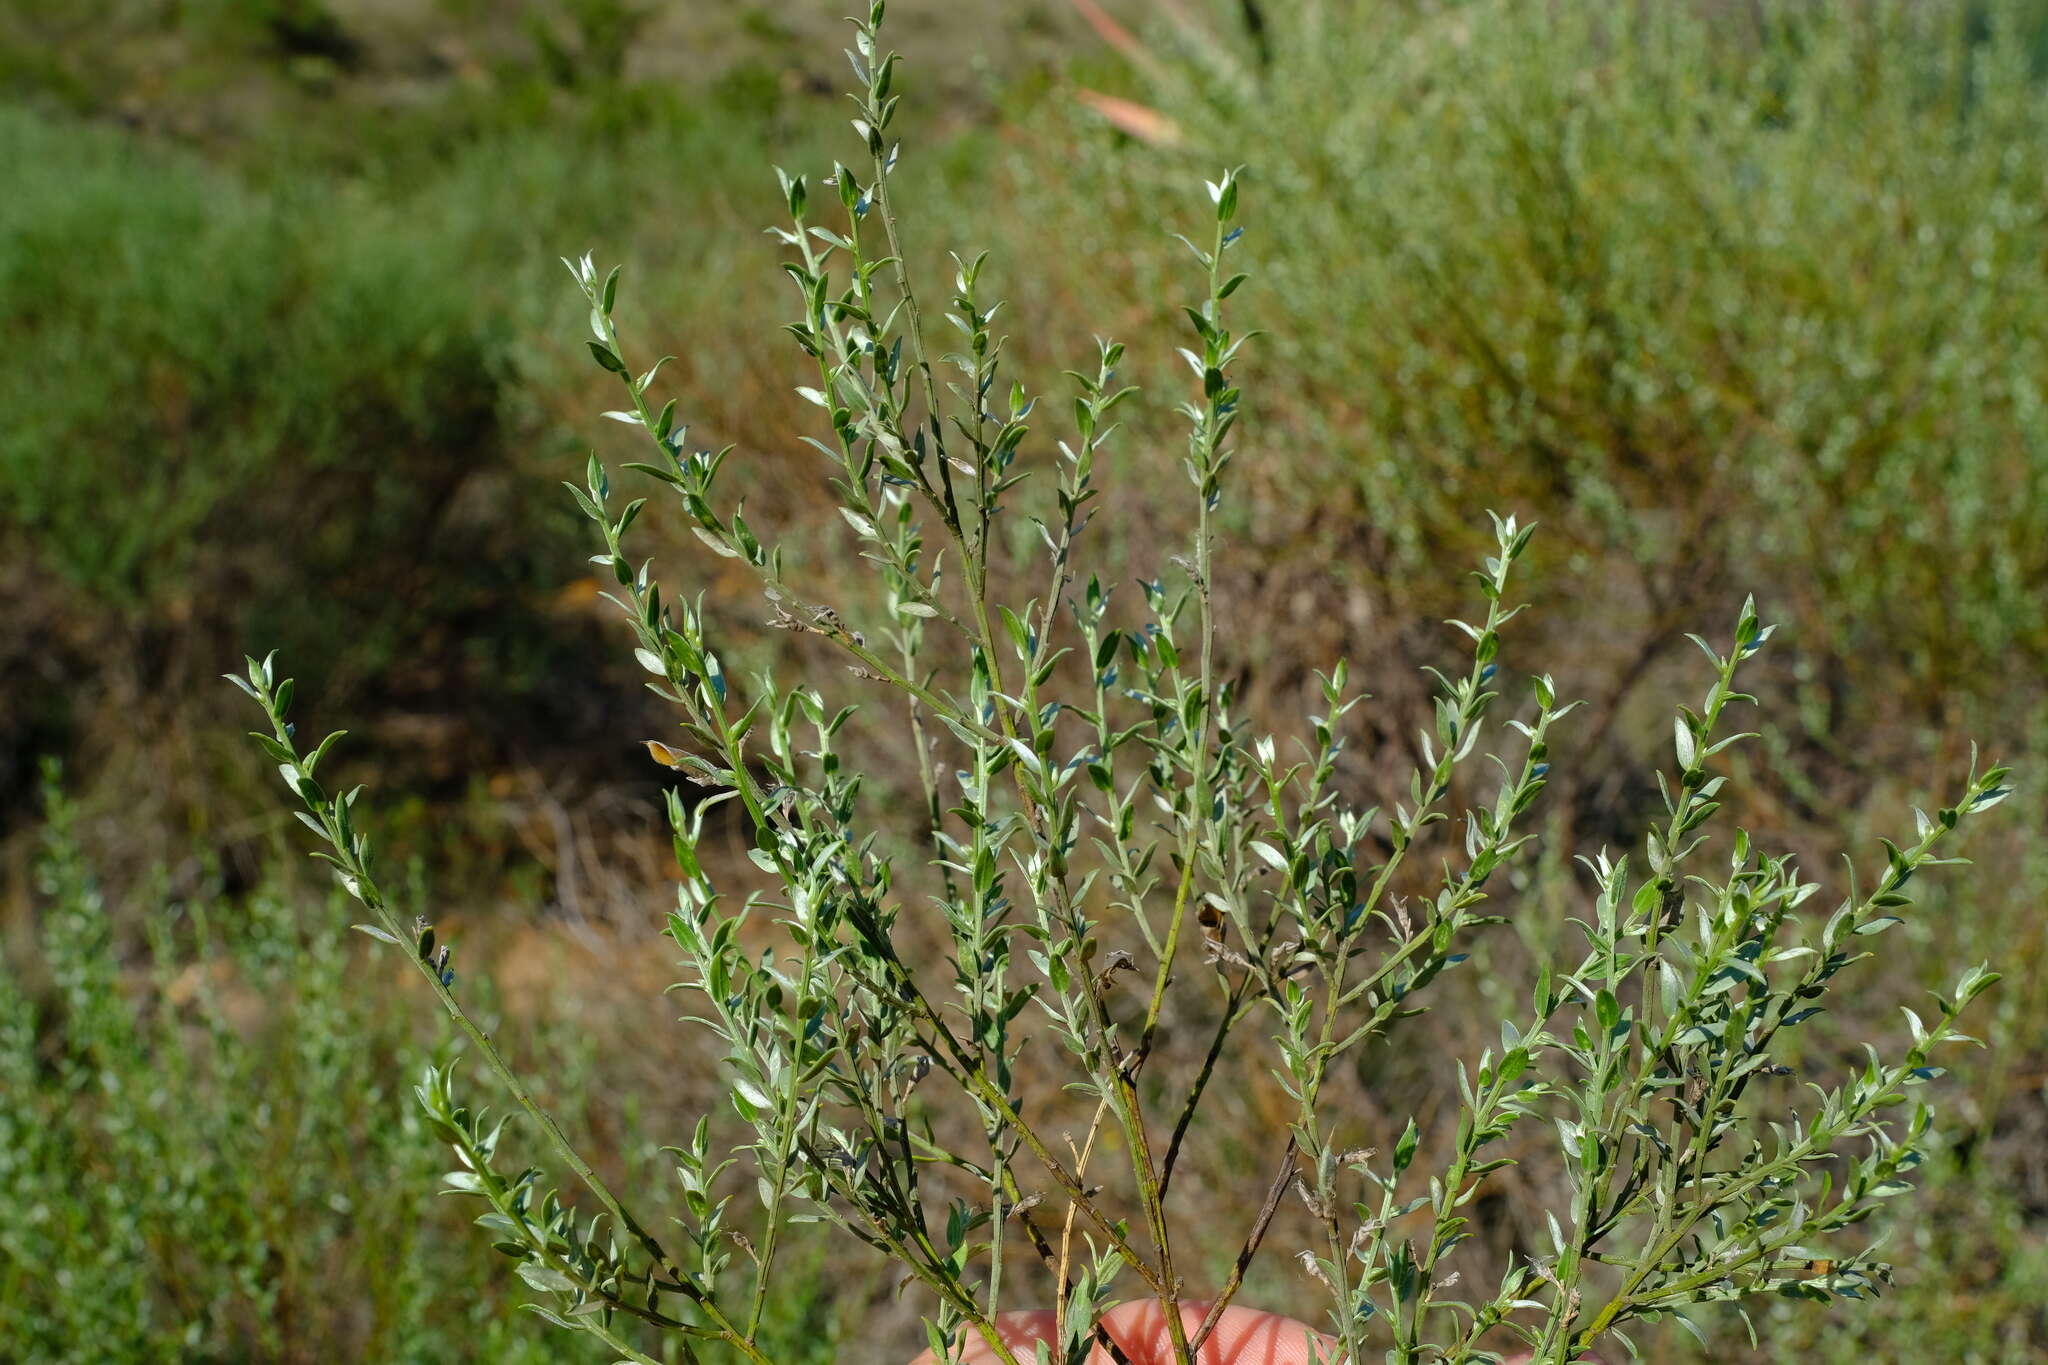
[0,768,605,1361]
[1064,0,2048,774]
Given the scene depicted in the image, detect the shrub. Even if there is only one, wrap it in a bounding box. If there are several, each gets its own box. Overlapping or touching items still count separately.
[236,6,2014,1362]
[0,767,623,1363]
[1063,0,2048,755]
[0,103,600,839]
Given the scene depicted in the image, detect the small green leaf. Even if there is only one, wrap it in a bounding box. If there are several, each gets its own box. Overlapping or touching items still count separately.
[1392,1116,1420,1173]
[516,1262,579,1294]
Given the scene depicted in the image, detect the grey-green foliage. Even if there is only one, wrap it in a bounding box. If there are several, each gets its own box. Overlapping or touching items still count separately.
[1090,0,2048,733]
[0,766,610,1365]
[236,4,2014,1362]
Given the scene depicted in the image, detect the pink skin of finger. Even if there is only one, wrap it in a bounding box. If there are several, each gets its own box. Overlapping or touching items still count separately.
[905,1300,1600,1365]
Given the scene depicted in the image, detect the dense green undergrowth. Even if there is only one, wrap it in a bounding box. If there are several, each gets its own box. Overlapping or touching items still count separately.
[0,773,603,1362]
[0,769,859,1364]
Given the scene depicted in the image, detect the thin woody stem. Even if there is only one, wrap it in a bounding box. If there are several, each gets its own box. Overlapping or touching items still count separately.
[1186,1138,1300,1359]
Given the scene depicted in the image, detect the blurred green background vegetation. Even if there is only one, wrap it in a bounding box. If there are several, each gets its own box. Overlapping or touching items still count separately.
[2,0,2046,1360]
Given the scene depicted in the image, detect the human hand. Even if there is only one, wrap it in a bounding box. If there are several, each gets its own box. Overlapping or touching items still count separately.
[905,1298,1601,1365]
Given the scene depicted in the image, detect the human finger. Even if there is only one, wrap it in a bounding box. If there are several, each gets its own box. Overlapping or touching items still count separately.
[903,1302,1334,1365]
[1096,1299,1335,1365]
[902,1305,1602,1365]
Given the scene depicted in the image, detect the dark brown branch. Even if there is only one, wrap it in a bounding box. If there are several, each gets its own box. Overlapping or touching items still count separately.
[1187,1137,1300,1359]
[1158,980,1251,1203]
